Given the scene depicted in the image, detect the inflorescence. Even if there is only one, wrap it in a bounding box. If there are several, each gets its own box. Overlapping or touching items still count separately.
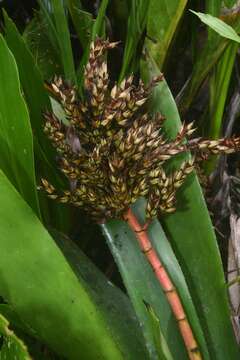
[41,38,240,222]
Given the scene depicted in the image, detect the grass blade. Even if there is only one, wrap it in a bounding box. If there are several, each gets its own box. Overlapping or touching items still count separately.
[190,10,240,43]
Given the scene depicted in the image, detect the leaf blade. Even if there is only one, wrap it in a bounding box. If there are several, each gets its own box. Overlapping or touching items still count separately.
[146,0,187,70]
[0,170,129,360]
[190,10,240,43]
[0,34,40,216]
[141,57,239,359]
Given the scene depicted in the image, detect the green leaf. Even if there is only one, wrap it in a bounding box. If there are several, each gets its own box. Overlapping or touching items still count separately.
[224,0,238,8]
[177,9,240,114]
[53,229,148,359]
[141,55,240,359]
[119,0,151,81]
[146,0,187,69]
[0,313,31,360]
[0,170,129,360]
[51,0,76,83]
[205,0,222,43]
[190,10,240,43]
[176,33,227,115]
[3,11,51,158]
[23,11,62,79]
[38,0,76,83]
[209,42,238,139]
[102,198,210,359]
[67,0,94,47]
[91,0,109,39]
[0,34,40,216]
[101,218,187,360]
[144,302,173,360]
[205,42,238,173]
[3,11,70,231]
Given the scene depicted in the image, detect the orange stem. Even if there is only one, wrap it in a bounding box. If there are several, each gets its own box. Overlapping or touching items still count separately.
[123,208,202,360]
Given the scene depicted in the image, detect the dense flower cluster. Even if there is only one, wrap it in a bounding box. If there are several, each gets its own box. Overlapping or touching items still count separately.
[41,39,240,222]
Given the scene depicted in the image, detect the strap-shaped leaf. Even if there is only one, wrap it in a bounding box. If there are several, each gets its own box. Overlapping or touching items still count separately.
[0,34,40,216]
[0,170,140,360]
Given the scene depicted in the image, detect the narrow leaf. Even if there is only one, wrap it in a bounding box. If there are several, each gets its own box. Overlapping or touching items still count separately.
[91,0,109,39]
[0,34,40,216]
[3,11,51,156]
[144,302,173,360]
[190,10,240,43]
[3,11,70,231]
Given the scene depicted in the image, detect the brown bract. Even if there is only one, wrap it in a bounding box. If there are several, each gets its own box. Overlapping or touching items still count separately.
[41,38,240,222]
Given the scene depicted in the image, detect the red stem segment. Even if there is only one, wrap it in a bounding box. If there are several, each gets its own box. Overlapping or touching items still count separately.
[123,208,202,360]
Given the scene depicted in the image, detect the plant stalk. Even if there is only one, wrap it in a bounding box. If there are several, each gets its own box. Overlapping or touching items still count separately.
[123,208,202,360]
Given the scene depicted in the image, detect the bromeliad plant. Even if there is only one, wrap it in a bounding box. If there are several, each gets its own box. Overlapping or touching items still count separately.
[1,1,240,359]
[41,38,240,360]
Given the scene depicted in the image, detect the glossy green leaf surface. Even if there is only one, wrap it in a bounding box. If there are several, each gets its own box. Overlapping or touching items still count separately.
[101,218,187,360]
[141,57,239,359]
[102,198,210,359]
[190,10,240,42]
[3,12,70,231]
[3,11,51,155]
[0,170,128,360]
[54,229,148,359]
[0,313,31,360]
[51,0,76,83]
[0,34,40,216]
[146,0,187,70]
